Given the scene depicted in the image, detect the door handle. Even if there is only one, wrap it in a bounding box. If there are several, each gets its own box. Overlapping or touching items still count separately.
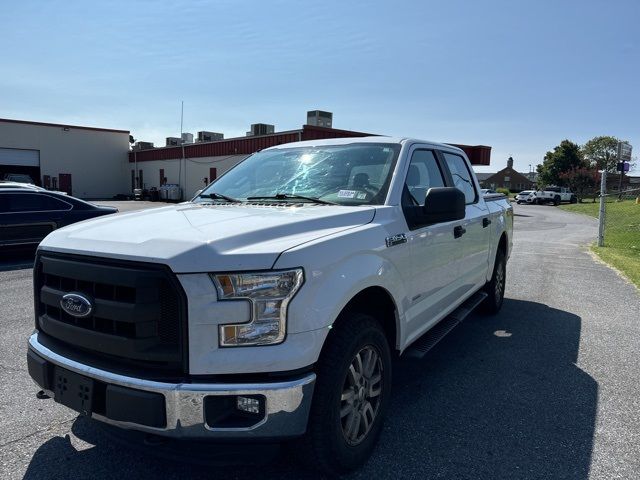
[454,226,466,238]
[482,217,491,228]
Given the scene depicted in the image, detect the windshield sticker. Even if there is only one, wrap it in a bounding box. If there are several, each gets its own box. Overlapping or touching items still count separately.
[356,192,367,200]
[338,190,356,198]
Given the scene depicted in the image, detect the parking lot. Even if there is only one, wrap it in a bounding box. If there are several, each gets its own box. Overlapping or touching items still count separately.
[1,203,639,479]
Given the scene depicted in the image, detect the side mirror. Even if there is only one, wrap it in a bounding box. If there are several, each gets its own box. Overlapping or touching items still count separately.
[404,187,465,228]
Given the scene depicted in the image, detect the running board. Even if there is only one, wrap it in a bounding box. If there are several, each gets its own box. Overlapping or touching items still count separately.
[403,291,488,359]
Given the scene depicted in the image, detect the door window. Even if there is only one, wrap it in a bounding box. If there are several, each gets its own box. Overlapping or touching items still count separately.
[442,152,477,204]
[0,193,71,212]
[402,150,445,206]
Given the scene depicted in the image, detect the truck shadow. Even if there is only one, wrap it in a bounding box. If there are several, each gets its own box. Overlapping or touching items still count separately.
[22,299,596,480]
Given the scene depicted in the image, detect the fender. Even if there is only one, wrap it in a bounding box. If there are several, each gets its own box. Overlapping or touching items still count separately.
[274,223,408,348]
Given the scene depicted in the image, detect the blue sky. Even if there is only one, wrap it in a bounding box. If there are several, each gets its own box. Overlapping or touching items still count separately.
[2,0,639,173]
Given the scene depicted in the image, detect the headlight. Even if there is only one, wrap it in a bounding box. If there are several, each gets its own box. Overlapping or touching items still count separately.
[210,269,304,347]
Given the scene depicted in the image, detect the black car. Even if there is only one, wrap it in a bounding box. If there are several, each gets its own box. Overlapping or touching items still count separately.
[0,184,117,247]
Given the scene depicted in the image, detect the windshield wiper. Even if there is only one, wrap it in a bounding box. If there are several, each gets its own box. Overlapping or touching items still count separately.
[198,192,241,203]
[246,193,337,205]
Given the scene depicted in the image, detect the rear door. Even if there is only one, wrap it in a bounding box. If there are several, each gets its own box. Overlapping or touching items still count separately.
[440,151,491,293]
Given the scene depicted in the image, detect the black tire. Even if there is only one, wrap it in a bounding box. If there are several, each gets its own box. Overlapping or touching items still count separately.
[553,195,560,206]
[481,249,506,314]
[303,313,392,475]
[570,195,578,204]
[516,201,522,205]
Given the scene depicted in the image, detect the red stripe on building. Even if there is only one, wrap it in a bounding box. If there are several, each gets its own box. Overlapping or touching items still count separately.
[128,124,491,165]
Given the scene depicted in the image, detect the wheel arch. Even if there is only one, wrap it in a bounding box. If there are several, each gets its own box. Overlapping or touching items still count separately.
[328,286,399,353]
[486,229,509,283]
[497,231,508,256]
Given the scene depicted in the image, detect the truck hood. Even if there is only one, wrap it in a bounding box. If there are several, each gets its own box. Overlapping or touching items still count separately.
[39,203,376,272]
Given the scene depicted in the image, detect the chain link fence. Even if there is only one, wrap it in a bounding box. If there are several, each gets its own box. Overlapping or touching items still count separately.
[598,186,640,251]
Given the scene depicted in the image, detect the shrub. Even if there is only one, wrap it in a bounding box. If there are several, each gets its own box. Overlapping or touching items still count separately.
[496,188,511,196]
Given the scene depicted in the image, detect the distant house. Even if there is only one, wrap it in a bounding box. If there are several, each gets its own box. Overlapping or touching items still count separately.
[479,157,535,192]
[475,172,495,184]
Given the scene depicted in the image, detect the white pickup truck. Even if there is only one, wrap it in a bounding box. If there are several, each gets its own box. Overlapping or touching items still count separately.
[535,186,577,205]
[27,137,513,474]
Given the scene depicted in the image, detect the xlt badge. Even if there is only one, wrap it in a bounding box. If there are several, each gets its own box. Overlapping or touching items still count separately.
[385,234,407,248]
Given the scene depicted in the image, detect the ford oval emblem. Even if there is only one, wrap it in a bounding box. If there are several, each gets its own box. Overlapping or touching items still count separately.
[60,293,93,318]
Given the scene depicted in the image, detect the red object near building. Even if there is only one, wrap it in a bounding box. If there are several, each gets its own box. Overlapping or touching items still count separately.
[58,173,72,195]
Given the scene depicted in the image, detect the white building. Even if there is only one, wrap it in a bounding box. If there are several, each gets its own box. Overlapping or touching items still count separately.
[0,118,129,198]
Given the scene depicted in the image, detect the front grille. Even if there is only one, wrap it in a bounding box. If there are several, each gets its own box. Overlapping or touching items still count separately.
[34,252,187,374]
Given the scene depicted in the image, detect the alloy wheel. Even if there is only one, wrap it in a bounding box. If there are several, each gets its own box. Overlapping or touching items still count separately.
[340,345,383,446]
[495,258,505,301]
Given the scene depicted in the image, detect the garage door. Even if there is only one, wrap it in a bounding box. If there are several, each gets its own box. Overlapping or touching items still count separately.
[0,148,40,166]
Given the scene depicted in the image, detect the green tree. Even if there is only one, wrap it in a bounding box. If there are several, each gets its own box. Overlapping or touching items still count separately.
[558,167,599,202]
[536,140,585,187]
[582,136,622,173]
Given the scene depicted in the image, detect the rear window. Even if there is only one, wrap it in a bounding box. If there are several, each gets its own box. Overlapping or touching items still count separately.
[442,152,477,204]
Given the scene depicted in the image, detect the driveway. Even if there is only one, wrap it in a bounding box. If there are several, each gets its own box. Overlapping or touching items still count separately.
[1,205,639,479]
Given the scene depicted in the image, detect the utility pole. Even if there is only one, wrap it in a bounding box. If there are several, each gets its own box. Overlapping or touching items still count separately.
[598,170,607,247]
[134,150,138,189]
[180,101,185,201]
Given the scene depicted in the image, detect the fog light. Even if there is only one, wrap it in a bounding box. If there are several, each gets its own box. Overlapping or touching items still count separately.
[237,396,261,414]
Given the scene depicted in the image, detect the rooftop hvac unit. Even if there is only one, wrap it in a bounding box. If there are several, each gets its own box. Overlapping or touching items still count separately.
[133,141,154,151]
[307,110,333,128]
[246,123,275,136]
[197,131,224,142]
[181,132,194,144]
[166,137,181,146]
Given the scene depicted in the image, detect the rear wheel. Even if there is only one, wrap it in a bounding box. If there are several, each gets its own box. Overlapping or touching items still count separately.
[570,195,578,204]
[553,195,561,206]
[303,313,392,475]
[481,249,506,314]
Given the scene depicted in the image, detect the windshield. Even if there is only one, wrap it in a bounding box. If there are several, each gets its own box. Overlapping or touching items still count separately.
[194,143,401,206]
[519,191,532,195]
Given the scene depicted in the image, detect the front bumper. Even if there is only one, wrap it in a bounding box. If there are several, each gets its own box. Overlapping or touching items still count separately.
[27,333,316,439]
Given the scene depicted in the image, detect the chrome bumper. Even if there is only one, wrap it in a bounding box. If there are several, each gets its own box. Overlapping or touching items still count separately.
[28,333,316,439]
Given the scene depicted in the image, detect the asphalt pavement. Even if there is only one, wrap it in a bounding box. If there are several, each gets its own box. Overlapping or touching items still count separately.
[1,203,639,479]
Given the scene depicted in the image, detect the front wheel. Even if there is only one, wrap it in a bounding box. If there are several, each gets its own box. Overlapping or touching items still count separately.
[570,195,578,204]
[553,195,561,206]
[481,249,506,314]
[303,313,392,475]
